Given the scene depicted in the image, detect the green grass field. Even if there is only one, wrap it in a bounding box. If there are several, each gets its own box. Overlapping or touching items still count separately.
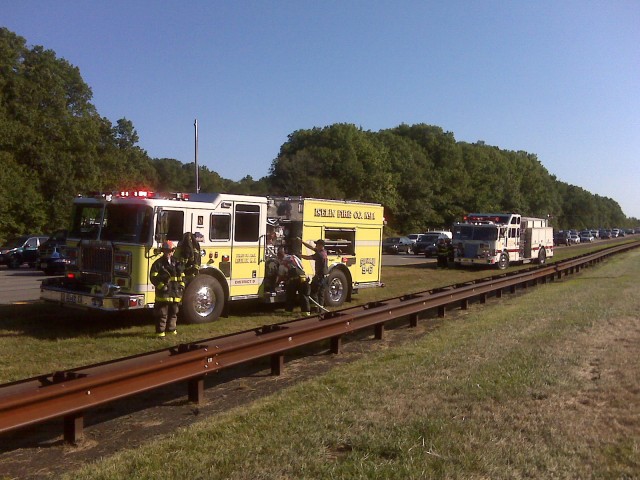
[47,246,639,479]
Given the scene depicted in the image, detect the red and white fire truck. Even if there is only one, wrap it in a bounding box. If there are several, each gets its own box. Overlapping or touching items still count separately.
[40,191,384,323]
[452,213,554,269]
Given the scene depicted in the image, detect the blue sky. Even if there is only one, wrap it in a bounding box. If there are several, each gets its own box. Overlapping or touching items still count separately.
[3,1,639,218]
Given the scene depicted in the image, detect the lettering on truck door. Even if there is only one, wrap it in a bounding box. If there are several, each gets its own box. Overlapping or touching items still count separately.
[230,203,263,298]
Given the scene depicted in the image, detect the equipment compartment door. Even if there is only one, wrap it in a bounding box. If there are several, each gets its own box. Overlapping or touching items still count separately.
[229,203,263,298]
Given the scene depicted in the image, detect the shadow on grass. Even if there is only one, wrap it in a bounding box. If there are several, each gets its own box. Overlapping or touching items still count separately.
[0,302,155,340]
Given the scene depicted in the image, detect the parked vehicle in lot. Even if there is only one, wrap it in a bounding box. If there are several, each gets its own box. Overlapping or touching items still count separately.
[554,231,571,246]
[579,231,595,243]
[38,229,68,275]
[382,236,413,254]
[414,233,446,256]
[0,235,49,269]
[599,229,611,239]
[568,234,581,245]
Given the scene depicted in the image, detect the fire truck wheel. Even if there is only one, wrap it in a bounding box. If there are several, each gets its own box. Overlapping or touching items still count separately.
[498,253,509,270]
[181,275,225,324]
[324,269,348,307]
[537,248,547,265]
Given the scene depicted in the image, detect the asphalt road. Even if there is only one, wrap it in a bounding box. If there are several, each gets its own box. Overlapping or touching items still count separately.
[0,254,433,305]
[0,266,52,304]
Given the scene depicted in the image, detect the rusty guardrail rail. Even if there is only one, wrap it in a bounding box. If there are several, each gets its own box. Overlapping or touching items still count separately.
[1,241,638,443]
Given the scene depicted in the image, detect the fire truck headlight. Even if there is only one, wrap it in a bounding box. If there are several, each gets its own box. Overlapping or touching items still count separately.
[114,262,129,274]
[101,283,121,296]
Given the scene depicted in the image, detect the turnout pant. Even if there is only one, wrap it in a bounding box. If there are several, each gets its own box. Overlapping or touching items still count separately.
[155,301,179,333]
[285,277,310,313]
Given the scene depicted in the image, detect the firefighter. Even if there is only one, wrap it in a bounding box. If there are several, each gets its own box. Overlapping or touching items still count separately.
[276,246,310,315]
[150,241,185,337]
[446,238,455,265]
[299,238,329,312]
[175,232,203,282]
[436,237,449,268]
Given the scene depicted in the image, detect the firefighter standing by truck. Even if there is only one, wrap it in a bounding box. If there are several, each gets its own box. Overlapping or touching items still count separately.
[299,238,329,312]
[437,238,449,268]
[149,241,185,337]
[276,246,310,315]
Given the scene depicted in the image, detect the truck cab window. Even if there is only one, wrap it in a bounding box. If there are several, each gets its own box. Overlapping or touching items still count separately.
[210,214,231,241]
[234,204,260,242]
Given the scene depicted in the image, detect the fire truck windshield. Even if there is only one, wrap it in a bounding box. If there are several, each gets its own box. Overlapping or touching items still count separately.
[453,225,499,241]
[69,203,153,243]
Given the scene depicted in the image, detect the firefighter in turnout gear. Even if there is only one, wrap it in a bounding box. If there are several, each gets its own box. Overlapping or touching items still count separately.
[175,231,203,282]
[437,238,449,268]
[276,246,311,315]
[150,241,185,337]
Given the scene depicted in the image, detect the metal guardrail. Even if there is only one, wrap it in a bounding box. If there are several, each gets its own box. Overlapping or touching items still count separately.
[1,241,638,443]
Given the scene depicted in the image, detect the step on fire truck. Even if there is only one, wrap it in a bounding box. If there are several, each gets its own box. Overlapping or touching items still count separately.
[452,213,554,270]
[41,191,384,323]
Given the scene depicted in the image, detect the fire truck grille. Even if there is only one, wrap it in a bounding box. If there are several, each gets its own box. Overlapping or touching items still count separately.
[80,245,112,284]
[464,244,479,258]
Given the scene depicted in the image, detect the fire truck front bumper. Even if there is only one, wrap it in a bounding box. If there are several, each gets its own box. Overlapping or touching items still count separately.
[40,278,146,311]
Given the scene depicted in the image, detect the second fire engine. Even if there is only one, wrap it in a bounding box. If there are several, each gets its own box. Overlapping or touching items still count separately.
[452,213,554,269]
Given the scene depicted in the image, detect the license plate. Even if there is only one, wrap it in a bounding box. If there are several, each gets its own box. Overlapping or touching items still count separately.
[64,293,80,304]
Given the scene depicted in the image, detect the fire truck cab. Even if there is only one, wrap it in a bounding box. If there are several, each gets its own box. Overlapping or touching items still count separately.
[452,213,554,269]
[40,191,384,323]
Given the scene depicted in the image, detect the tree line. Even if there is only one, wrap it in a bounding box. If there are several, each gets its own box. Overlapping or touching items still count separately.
[0,27,635,243]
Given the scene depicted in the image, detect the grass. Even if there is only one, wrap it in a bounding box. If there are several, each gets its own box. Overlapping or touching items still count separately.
[0,239,634,383]
[53,247,640,479]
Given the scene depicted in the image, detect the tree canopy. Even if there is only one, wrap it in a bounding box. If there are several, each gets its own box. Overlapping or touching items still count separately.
[0,27,635,243]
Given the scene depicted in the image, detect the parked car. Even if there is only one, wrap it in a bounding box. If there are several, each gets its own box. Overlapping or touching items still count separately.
[0,235,49,269]
[382,236,413,254]
[414,233,445,256]
[579,231,594,243]
[554,231,571,246]
[38,229,68,275]
[405,233,422,249]
[568,234,581,245]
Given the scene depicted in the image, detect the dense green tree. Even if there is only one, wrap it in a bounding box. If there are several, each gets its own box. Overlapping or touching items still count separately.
[1,26,635,243]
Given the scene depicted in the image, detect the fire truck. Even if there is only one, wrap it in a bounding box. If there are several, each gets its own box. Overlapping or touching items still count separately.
[452,213,554,269]
[40,191,384,323]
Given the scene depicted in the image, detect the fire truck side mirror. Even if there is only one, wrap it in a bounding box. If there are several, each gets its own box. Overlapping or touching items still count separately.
[155,209,168,242]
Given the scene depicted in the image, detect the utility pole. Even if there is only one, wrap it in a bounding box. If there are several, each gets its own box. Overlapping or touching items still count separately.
[194,119,200,193]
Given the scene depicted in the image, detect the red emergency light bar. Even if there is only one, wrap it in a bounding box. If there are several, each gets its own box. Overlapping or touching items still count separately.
[84,191,190,201]
[118,190,154,198]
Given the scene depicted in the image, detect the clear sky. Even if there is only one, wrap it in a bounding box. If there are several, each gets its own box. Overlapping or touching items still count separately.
[3,1,639,218]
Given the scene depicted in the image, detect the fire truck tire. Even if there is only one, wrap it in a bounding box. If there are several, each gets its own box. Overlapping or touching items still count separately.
[498,253,509,270]
[181,275,225,324]
[324,269,348,307]
[537,247,547,265]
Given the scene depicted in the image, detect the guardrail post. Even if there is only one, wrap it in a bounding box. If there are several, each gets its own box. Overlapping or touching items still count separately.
[374,324,384,340]
[438,305,446,317]
[63,412,83,444]
[409,313,418,328]
[496,288,503,298]
[270,353,284,376]
[461,299,469,310]
[330,336,342,354]
[188,377,204,404]
[479,293,487,304]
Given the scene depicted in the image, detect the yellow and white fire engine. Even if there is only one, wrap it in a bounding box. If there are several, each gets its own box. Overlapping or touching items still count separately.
[452,213,554,269]
[41,191,384,323]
